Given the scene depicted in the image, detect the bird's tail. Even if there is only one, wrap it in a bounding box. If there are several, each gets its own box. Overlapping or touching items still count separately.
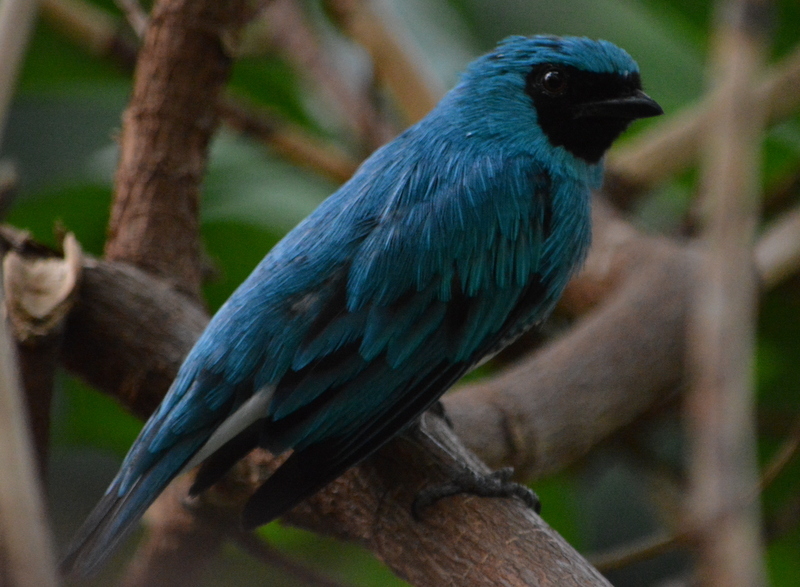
[60,438,202,578]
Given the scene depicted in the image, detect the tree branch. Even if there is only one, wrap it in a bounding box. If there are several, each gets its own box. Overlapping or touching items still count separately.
[0,0,41,142]
[3,232,82,471]
[754,202,800,288]
[323,0,442,125]
[103,0,251,300]
[62,257,207,420]
[0,244,59,587]
[605,39,800,206]
[292,413,610,586]
[218,96,359,184]
[257,0,395,150]
[40,0,138,68]
[40,0,363,185]
[685,1,770,585]
[40,249,615,585]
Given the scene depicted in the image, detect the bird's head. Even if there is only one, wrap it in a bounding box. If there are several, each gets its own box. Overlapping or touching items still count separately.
[449,35,663,164]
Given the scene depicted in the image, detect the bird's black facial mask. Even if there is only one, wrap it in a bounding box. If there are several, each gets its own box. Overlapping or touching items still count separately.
[526,64,662,163]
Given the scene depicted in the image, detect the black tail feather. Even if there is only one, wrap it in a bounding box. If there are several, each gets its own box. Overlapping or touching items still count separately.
[189,423,261,496]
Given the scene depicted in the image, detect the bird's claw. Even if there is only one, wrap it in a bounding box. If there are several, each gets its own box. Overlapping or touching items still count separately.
[412,466,540,520]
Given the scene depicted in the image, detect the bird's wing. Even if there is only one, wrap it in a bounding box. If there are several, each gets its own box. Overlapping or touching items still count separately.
[235,152,556,526]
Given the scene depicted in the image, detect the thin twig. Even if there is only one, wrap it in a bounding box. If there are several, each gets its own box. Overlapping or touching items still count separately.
[261,0,394,150]
[686,3,771,585]
[589,414,800,573]
[324,0,442,124]
[0,0,41,142]
[590,531,684,573]
[754,203,800,288]
[114,0,148,37]
[218,97,359,184]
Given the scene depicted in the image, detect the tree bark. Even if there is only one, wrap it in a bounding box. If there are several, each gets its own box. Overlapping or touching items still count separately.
[104,0,250,300]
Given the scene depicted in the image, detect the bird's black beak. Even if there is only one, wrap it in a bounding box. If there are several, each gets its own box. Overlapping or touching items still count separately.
[572,89,663,120]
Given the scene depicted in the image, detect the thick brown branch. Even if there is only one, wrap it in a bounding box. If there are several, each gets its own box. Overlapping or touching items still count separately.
[104,0,250,300]
[132,415,613,586]
[280,414,610,586]
[62,258,207,420]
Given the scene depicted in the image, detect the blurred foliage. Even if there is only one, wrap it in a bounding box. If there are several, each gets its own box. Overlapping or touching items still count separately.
[1,0,798,585]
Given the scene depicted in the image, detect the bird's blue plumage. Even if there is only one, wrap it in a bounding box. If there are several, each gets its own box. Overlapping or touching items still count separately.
[62,34,661,575]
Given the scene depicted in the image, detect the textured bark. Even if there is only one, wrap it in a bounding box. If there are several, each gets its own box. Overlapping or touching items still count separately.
[62,259,207,420]
[278,414,611,586]
[104,0,249,300]
[3,232,83,471]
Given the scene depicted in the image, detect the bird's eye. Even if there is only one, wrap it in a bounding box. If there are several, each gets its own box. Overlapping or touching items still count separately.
[540,67,568,96]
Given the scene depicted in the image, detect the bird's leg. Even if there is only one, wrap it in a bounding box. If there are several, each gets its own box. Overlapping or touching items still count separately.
[412,467,540,520]
[406,412,540,519]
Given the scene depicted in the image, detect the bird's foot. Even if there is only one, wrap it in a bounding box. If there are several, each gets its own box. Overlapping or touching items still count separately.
[412,467,540,519]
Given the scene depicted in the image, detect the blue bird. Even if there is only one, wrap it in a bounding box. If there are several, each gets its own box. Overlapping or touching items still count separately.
[62,35,661,575]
